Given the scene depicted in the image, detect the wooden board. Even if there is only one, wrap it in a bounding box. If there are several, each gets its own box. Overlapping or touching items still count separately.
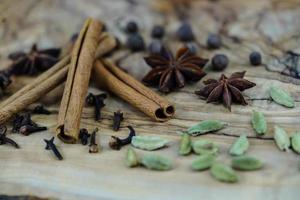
[1,0,300,199]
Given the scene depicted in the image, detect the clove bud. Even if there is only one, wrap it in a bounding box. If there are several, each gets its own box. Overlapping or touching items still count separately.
[89,128,99,153]
[109,126,136,150]
[112,110,124,131]
[44,137,63,160]
[0,126,19,149]
[19,125,47,136]
[86,93,107,121]
[79,128,90,145]
[32,104,51,115]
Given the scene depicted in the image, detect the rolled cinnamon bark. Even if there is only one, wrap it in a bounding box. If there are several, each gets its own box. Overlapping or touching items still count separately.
[57,18,103,143]
[93,60,175,122]
[0,28,116,126]
[102,59,175,117]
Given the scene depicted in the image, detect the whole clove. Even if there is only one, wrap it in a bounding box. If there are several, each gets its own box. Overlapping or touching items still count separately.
[79,128,90,145]
[44,137,63,160]
[32,104,51,115]
[19,125,47,136]
[0,126,20,149]
[89,128,99,153]
[109,126,136,150]
[113,110,124,131]
[12,113,47,135]
[12,113,37,133]
[86,93,107,121]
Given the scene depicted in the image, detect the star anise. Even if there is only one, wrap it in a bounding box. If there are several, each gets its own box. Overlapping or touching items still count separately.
[8,44,61,75]
[195,71,256,111]
[142,47,208,93]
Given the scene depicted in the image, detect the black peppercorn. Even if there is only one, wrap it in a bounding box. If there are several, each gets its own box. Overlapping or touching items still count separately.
[249,51,262,66]
[185,42,198,54]
[211,54,229,71]
[148,40,163,55]
[177,22,194,42]
[126,21,138,33]
[151,25,165,39]
[207,34,222,49]
[126,33,145,52]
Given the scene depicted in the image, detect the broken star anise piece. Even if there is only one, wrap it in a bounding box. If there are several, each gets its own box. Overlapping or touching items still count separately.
[142,47,208,93]
[195,71,256,111]
[8,44,61,76]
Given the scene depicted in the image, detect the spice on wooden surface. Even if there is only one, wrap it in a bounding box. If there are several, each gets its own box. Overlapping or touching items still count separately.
[0,33,116,126]
[93,59,175,121]
[56,18,103,143]
[195,71,256,111]
[142,47,208,93]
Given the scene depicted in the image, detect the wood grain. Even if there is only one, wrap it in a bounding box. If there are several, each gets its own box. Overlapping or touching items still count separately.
[0,0,300,200]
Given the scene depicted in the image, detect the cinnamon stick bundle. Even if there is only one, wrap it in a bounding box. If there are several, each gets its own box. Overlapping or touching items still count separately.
[56,18,103,143]
[93,59,175,122]
[0,33,117,126]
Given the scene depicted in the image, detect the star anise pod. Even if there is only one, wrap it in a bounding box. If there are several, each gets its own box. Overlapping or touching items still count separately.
[142,47,208,93]
[8,44,61,76]
[195,71,256,111]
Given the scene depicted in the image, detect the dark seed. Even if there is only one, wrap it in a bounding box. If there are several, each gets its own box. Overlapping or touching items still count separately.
[126,33,145,52]
[185,42,198,54]
[148,40,163,55]
[211,54,229,71]
[177,22,194,42]
[249,51,262,66]
[126,21,138,33]
[207,34,222,49]
[151,25,165,39]
[79,128,90,145]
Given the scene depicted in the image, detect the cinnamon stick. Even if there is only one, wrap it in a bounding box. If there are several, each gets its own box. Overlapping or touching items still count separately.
[102,59,174,117]
[57,18,103,143]
[93,60,175,122]
[0,33,117,125]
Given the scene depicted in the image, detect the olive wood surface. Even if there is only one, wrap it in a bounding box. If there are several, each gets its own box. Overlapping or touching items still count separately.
[0,0,300,200]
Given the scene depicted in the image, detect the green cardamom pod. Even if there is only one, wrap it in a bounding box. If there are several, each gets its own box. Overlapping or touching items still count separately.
[131,135,169,151]
[191,154,215,171]
[178,133,192,156]
[251,110,267,135]
[140,154,173,171]
[231,156,263,171]
[126,147,139,167]
[187,120,227,136]
[291,132,300,154]
[192,139,219,155]
[210,163,239,183]
[270,86,295,108]
[229,134,249,156]
[274,126,290,151]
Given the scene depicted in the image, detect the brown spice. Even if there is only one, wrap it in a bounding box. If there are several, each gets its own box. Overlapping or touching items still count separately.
[93,59,175,121]
[0,32,117,126]
[143,47,208,93]
[57,18,103,143]
[195,71,256,111]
